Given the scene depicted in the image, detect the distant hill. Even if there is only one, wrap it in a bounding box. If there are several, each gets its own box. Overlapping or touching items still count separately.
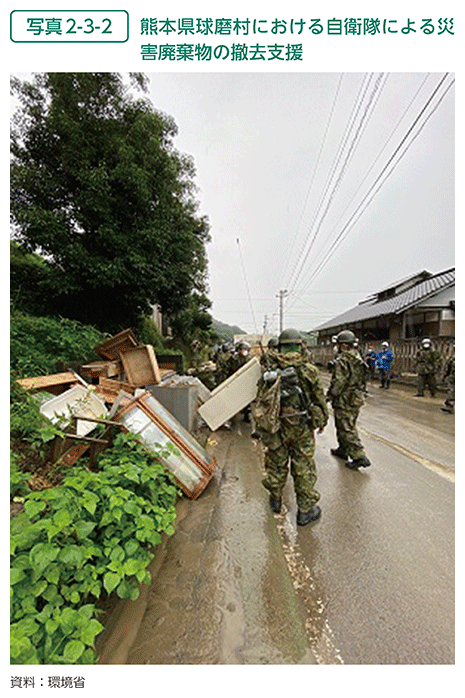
[211,318,246,342]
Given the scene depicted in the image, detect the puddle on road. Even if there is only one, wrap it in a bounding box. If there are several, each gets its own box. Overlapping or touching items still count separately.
[275,507,344,665]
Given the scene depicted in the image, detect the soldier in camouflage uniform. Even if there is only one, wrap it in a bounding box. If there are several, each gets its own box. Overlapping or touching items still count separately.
[215,343,235,385]
[258,337,279,369]
[441,348,455,413]
[254,328,328,525]
[267,336,279,355]
[230,341,251,373]
[327,330,371,469]
[414,338,443,397]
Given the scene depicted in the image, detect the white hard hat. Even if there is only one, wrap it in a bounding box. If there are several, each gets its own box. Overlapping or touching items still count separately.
[422,337,431,345]
[381,341,389,347]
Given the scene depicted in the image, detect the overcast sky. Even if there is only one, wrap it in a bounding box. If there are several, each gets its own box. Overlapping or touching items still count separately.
[145,71,454,336]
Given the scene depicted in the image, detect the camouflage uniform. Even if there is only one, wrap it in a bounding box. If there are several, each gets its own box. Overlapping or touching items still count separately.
[254,352,328,511]
[327,349,368,461]
[215,351,235,385]
[414,347,443,397]
[194,365,217,391]
[442,355,455,412]
[229,350,249,375]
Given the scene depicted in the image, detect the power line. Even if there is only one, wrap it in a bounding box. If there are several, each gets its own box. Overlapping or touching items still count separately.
[315,73,431,250]
[279,73,344,288]
[286,75,431,308]
[236,237,259,335]
[289,73,454,301]
[284,73,371,292]
[286,73,388,295]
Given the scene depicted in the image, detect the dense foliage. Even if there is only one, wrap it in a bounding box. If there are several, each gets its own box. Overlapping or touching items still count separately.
[10,433,180,664]
[10,311,106,377]
[10,72,212,336]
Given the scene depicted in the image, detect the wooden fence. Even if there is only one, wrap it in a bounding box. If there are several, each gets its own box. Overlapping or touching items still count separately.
[311,337,454,379]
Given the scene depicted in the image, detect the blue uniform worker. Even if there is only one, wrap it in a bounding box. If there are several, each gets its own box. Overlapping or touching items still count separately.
[377,342,394,389]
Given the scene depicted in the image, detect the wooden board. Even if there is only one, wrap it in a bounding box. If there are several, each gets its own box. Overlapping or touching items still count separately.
[80,360,122,380]
[198,357,261,431]
[98,376,136,393]
[94,328,138,361]
[16,372,85,395]
[93,377,136,404]
[119,345,161,387]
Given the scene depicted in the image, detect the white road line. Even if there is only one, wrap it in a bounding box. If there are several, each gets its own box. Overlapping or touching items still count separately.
[275,509,344,665]
[360,426,455,483]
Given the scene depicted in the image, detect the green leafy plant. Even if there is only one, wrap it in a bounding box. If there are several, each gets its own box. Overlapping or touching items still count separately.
[10,453,31,499]
[10,382,66,458]
[10,312,106,378]
[11,432,181,664]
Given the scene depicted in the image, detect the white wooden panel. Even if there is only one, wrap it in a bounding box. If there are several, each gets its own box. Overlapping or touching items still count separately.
[39,384,108,437]
[198,357,261,431]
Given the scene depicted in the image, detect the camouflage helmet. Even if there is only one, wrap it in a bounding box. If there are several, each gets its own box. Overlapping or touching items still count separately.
[278,328,302,346]
[236,341,251,351]
[336,330,356,345]
[268,337,279,348]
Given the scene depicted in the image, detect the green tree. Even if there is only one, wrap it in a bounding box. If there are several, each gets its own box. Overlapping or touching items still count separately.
[10,73,211,333]
[10,241,53,316]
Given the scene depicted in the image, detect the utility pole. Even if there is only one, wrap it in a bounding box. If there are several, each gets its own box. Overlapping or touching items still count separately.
[276,290,288,334]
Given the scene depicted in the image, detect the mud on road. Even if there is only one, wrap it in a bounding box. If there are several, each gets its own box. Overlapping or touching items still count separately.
[98,422,315,665]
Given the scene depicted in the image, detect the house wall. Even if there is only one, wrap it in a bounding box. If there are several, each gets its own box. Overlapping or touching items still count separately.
[317,306,454,344]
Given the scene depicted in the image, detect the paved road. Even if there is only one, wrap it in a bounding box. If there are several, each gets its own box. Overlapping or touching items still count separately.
[275,379,455,664]
[99,378,454,665]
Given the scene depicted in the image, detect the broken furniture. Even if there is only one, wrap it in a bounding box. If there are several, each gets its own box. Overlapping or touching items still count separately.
[94,376,136,404]
[112,391,216,499]
[16,371,87,396]
[39,384,109,437]
[119,344,162,387]
[94,328,138,361]
[198,357,262,431]
[36,385,111,468]
[47,415,125,469]
[80,360,123,383]
[145,376,210,433]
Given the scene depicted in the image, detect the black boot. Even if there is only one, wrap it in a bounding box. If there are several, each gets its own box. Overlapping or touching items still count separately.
[269,495,282,513]
[297,505,321,525]
[330,447,348,459]
[347,455,371,469]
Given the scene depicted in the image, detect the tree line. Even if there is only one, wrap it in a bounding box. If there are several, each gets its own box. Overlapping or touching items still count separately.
[10,72,213,346]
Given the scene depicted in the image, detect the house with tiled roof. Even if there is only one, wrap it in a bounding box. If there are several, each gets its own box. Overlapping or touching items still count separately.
[313,267,455,344]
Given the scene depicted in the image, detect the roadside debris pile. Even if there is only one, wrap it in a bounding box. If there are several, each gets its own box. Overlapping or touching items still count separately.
[16,329,263,498]
[15,330,214,498]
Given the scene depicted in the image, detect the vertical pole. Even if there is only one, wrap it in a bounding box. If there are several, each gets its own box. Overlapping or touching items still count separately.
[276,289,288,333]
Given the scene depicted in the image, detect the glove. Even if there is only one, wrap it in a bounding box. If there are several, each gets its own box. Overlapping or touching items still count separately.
[263,370,279,384]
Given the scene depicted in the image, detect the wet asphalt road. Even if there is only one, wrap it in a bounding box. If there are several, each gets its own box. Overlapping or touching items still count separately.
[100,378,454,665]
[275,379,455,664]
